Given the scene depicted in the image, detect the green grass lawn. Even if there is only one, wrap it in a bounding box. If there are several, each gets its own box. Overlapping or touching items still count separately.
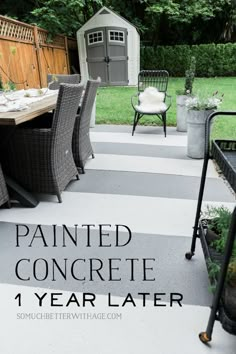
[96,77,236,139]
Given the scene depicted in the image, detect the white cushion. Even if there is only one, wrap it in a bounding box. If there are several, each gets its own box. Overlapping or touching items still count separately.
[135,86,167,113]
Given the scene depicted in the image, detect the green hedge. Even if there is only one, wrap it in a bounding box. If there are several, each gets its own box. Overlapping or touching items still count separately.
[140,43,236,77]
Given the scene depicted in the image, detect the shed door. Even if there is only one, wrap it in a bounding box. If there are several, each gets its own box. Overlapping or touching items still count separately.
[85,26,128,86]
[85,27,108,85]
[106,27,128,85]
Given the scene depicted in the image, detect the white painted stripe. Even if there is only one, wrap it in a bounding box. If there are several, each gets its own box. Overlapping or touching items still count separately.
[1,192,234,237]
[90,131,188,147]
[1,284,236,354]
[86,153,219,178]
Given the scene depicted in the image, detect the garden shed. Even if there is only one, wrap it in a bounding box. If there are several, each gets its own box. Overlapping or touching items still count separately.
[77,6,140,86]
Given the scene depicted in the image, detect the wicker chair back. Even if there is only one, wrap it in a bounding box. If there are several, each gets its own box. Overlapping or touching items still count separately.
[2,83,83,202]
[73,78,101,172]
[51,83,84,164]
[47,74,81,90]
[80,79,100,134]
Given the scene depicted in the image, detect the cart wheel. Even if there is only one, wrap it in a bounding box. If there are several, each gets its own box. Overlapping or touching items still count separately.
[185,252,193,260]
[199,332,211,344]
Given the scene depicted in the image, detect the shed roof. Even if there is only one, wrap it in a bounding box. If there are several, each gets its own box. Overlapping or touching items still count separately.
[77,6,139,33]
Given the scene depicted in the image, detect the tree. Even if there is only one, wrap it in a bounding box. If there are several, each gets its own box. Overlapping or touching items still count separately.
[29,0,147,37]
[30,0,102,37]
[145,0,235,44]
[0,0,38,20]
[0,0,235,43]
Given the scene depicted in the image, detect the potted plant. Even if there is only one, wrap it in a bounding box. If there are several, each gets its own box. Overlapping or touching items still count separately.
[203,205,232,245]
[176,56,196,132]
[3,81,16,92]
[201,205,236,322]
[185,91,223,159]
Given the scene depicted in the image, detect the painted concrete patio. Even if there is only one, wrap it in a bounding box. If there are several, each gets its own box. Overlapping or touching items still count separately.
[0,125,236,353]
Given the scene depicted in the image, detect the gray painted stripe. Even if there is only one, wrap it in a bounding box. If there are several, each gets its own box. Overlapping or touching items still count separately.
[66,170,234,202]
[0,222,211,307]
[93,142,190,160]
[93,124,186,135]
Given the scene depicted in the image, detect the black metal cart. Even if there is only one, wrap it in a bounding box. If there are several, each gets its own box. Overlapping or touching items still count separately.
[185,111,236,343]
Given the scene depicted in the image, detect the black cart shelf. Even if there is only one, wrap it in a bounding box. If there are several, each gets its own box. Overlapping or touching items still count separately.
[212,139,236,192]
[185,111,236,344]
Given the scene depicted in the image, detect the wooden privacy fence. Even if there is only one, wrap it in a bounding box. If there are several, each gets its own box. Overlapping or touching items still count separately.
[0,15,79,89]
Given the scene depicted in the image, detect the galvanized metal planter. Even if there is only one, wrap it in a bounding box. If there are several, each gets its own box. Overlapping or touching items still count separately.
[187,109,214,159]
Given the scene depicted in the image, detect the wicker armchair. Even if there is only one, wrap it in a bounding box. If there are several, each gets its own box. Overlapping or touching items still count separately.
[0,163,9,207]
[47,74,81,90]
[3,84,83,203]
[72,78,100,173]
[131,70,171,137]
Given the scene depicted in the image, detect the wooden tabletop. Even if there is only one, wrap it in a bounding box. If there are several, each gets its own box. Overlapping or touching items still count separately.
[0,94,57,126]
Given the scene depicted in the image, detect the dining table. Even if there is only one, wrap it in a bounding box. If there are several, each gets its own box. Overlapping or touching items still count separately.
[0,88,58,207]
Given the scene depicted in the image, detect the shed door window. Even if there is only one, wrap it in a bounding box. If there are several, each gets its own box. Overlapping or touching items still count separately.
[109,30,124,43]
[88,31,103,45]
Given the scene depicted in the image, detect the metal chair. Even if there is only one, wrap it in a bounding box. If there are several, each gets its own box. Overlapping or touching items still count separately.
[72,78,100,173]
[131,70,172,137]
[0,163,9,207]
[3,84,83,203]
[47,74,81,90]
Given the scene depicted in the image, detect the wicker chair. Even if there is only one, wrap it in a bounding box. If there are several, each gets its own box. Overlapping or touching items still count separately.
[131,70,171,137]
[0,163,9,207]
[3,84,83,203]
[72,78,100,173]
[47,74,81,90]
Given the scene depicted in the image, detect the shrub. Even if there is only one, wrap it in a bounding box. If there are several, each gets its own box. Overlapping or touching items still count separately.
[141,43,236,77]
